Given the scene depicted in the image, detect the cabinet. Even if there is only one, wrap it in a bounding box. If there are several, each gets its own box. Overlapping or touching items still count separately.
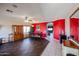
[62,45,79,56]
[12,25,24,41]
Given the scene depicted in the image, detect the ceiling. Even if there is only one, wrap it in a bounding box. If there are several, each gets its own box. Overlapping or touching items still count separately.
[0,3,79,25]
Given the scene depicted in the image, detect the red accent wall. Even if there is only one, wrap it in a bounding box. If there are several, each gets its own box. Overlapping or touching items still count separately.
[32,22,48,34]
[70,18,79,42]
[53,19,65,40]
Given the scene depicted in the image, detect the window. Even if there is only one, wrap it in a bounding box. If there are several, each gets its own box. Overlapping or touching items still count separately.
[23,26,30,34]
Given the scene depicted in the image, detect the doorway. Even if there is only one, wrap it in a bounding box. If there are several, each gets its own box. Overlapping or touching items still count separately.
[23,26,31,38]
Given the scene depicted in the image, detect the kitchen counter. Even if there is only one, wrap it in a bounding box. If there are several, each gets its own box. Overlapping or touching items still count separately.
[62,40,79,56]
[63,40,79,49]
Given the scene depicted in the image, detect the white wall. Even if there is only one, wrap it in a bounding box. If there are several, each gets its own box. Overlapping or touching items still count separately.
[65,18,70,37]
[0,25,13,43]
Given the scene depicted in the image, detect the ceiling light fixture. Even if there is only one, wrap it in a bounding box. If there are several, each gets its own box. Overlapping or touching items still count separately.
[25,17,28,20]
[24,17,28,22]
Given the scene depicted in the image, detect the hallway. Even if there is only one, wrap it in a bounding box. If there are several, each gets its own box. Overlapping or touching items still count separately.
[41,34,62,56]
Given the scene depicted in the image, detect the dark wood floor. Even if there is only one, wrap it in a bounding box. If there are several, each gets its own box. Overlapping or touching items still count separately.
[0,38,49,56]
